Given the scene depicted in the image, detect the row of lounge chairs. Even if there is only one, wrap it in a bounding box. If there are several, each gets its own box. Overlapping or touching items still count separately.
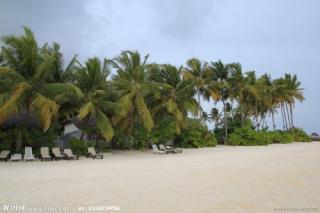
[0,146,103,162]
[152,144,182,154]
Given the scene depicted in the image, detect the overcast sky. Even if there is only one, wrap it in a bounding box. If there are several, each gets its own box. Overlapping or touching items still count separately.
[1,0,319,133]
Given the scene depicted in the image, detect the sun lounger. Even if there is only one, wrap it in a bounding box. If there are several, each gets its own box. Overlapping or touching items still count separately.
[165,145,182,153]
[159,144,176,154]
[52,147,65,160]
[11,153,22,161]
[87,147,103,159]
[40,147,52,161]
[24,147,35,161]
[0,150,11,162]
[63,149,79,160]
[152,144,166,154]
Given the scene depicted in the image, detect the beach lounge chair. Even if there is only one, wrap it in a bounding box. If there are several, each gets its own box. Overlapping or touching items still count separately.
[152,144,166,154]
[87,147,103,159]
[0,150,10,161]
[23,147,35,161]
[63,149,79,160]
[11,153,22,161]
[159,144,175,154]
[40,147,52,161]
[52,147,65,160]
[165,145,182,153]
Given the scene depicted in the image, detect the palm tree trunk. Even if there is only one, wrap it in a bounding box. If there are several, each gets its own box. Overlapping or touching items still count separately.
[197,89,201,118]
[239,101,244,127]
[280,104,285,130]
[271,111,275,131]
[222,99,228,145]
[289,103,294,129]
[80,131,85,140]
[16,129,22,152]
[281,103,288,130]
[285,103,291,130]
[255,102,259,131]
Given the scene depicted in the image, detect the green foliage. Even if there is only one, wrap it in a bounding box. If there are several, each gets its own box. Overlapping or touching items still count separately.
[68,137,98,156]
[269,131,294,144]
[228,127,311,145]
[292,128,311,142]
[0,126,58,153]
[112,117,177,149]
[177,119,217,148]
[151,117,177,144]
[95,140,110,152]
[228,127,271,146]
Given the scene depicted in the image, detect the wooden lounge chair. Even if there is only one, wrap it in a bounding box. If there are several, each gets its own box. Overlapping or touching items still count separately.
[165,145,182,153]
[0,150,10,162]
[87,147,103,159]
[52,147,65,160]
[152,144,166,154]
[40,147,52,161]
[11,153,22,161]
[63,149,79,160]
[24,147,35,161]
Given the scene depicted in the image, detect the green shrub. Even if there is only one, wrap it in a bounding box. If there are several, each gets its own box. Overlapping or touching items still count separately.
[68,138,89,155]
[292,128,311,142]
[270,131,294,144]
[94,140,110,152]
[228,127,270,146]
[0,126,59,154]
[177,119,217,148]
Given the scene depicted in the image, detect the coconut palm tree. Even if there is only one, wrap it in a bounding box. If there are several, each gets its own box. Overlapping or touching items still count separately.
[0,27,82,150]
[46,42,78,83]
[210,60,233,144]
[148,64,199,134]
[183,58,220,116]
[110,51,154,138]
[0,27,82,131]
[75,57,119,141]
[284,74,304,128]
[210,107,221,129]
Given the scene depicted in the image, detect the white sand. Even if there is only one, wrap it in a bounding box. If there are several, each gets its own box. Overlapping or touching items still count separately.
[1,142,320,213]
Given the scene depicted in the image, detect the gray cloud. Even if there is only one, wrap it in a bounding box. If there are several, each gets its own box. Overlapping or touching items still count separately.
[0,0,319,133]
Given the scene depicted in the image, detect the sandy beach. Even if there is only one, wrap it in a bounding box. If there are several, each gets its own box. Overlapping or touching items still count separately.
[1,142,319,213]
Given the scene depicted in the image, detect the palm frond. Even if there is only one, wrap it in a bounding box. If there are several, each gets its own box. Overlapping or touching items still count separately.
[96,109,114,141]
[30,93,59,131]
[0,82,31,124]
[78,102,95,120]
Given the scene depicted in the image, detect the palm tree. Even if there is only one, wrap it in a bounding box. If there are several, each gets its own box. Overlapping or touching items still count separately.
[210,60,233,144]
[210,107,221,129]
[183,58,220,116]
[47,42,78,83]
[75,57,119,141]
[148,64,199,134]
[229,63,246,126]
[0,27,81,149]
[110,51,154,138]
[284,74,304,128]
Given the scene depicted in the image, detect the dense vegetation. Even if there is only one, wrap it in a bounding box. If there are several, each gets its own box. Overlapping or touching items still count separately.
[0,27,311,153]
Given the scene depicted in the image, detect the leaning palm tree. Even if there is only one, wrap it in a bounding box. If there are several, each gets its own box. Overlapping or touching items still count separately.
[148,64,199,134]
[183,58,220,116]
[0,27,82,150]
[75,57,119,141]
[110,51,154,138]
